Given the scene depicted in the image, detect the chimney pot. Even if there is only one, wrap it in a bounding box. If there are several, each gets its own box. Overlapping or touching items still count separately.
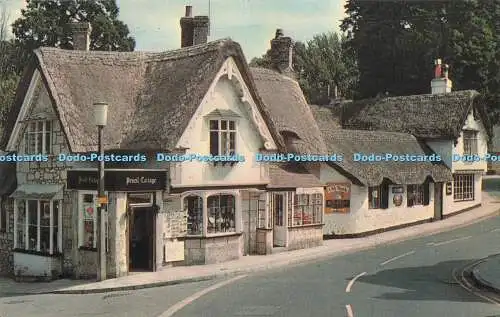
[185,5,192,17]
[70,22,92,51]
[270,29,295,79]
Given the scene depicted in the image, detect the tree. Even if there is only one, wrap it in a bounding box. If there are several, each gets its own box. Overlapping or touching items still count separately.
[341,0,499,120]
[250,32,359,104]
[11,0,135,72]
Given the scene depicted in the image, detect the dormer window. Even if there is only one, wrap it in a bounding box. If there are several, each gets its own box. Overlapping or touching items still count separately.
[463,130,478,155]
[209,119,236,156]
[25,120,52,154]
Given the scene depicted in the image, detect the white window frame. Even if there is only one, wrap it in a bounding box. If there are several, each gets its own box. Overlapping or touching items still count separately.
[453,174,475,201]
[463,130,478,155]
[209,118,237,156]
[78,191,108,249]
[290,193,323,227]
[24,120,52,154]
[13,199,62,254]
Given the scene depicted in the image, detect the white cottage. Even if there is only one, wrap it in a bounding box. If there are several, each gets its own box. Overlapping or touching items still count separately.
[0,8,326,279]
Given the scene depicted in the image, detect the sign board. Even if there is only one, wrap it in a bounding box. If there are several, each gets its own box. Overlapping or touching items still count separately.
[67,170,167,191]
[392,186,404,194]
[446,182,452,196]
[98,196,108,204]
[325,183,351,214]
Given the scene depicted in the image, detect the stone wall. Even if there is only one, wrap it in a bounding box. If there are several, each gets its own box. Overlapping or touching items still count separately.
[256,228,272,255]
[287,225,323,250]
[184,234,243,265]
[0,198,14,276]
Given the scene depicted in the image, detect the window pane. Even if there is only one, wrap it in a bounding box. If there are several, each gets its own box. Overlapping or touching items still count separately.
[221,132,228,155]
[27,200,38,250]
[36,132,43,153]
[229,121,235,130]
[210,131,219,156]
[221,120,227,130]
[44,121,52,154]
[209,120,218,130]
[40,201,50,252]
[37,121,43,132]
[82,195,96,248]
[185,196,202,235]
[207,195,235,233]
[16,200,26,248]
[229,132,235,154]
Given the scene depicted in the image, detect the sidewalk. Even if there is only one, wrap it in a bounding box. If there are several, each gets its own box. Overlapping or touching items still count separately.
[471,254,500,293]
[2,192,500,295]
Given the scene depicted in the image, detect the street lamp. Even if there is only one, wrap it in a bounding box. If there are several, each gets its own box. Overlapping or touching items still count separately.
[93,102,108,281]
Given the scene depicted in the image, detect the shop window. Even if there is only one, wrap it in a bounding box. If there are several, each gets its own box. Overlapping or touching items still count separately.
[454,174,474,201]
[79,193,98,249]
[291,193,323,227]
[407,184,429,207]
[14,199,61,254]
[207,194,235,233]
[24,120,52,154]
[369,184,389,209]
[209,119,236,156]
[185,195,203,235]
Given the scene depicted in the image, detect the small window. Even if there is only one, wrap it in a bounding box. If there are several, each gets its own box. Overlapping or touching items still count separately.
[407,184,425,207]
[24,120,52,154]
[209,119,236,156]
[453,174,474,201]
[368,186,381,209]
[463,130,478,155]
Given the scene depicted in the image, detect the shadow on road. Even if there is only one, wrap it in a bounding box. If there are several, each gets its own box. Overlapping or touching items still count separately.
[352,259,491,303]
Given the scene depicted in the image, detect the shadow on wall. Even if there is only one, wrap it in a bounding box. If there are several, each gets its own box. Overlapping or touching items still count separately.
[348,259,489,303]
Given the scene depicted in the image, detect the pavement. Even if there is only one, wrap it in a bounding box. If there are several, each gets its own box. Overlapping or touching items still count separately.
[471,254,500,294]
[2,191,500,296]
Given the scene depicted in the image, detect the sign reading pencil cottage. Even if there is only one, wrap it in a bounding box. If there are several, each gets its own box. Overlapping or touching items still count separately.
[67,170,167,191]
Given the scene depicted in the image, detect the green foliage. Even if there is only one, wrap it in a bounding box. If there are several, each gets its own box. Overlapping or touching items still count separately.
[341,0,499,121]
[250,32,359,104]
[0,73,20,130]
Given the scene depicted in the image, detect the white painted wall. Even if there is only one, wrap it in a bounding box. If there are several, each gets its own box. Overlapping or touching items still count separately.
[13,252,62,277]
[320,164,435,235]
[442,172,482,215]
[171,61,272,188]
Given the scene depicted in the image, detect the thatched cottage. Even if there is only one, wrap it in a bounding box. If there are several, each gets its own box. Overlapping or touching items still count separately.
[0,7,327,279]
[312,65,491,236]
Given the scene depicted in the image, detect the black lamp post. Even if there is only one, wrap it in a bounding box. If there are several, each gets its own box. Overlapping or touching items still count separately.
[93,102,108,281]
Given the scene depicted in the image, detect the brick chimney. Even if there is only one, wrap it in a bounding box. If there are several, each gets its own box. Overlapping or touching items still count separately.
[180,6,209,47]
[269,29,295,78]
[431,58,452,94]
[70,22,92,51]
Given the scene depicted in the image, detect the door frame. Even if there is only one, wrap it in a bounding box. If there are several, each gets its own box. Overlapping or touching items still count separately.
[126,192,157,272]
[272,193,287,247]
[434,182,443,220]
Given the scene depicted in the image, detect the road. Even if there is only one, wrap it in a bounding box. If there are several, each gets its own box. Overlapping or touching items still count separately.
[3,214,500,316]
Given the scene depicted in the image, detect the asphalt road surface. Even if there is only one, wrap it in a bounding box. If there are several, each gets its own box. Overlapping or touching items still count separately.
[3,214,500,317]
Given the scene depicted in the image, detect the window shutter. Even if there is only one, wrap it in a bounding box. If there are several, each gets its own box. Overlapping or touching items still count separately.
[423,183,430,205]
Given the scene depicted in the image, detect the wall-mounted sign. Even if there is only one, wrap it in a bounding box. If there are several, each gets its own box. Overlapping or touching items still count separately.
[393,194,403,207]
[392,186,404,194]
[67,170,167,191]
[446,182,452,196]
[325,183,350,214]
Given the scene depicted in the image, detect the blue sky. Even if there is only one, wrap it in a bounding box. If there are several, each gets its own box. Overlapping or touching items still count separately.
[3,0,347,60]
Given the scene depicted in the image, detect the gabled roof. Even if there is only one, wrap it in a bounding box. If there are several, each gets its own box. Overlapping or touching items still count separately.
[250,67,327,155]
[2,39,285,152]
[342,90,492,140]
[268,163,323,189]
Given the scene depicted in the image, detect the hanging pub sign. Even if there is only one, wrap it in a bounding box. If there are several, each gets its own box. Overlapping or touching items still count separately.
[67,170,167,191]
[325,183,351,214]
[446,182,452,196]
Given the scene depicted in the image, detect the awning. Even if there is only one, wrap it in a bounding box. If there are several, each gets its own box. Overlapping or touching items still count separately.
[10,184,64,200]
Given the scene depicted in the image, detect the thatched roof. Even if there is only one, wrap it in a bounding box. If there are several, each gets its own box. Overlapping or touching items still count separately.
[318,128,452,186]
[309,104,342,130]
[268,163,323,189]
[2,39,285,152]
[250,68,327,155]
[342,90,492,140]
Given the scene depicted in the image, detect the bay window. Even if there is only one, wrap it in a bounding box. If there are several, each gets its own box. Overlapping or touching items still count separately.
[25,120,52,154]
[290,193,323,227]
[14,199,61,254]
[185,195,203,235]
[207,194,235,233]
